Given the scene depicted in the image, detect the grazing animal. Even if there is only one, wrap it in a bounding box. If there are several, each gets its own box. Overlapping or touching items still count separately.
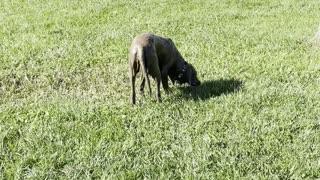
[128,33,200,104]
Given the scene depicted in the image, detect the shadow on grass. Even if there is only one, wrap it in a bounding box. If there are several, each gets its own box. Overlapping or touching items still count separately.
[177,79,243,101]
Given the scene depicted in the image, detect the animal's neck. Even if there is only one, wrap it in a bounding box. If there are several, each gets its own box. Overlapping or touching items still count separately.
[175,52,186,71]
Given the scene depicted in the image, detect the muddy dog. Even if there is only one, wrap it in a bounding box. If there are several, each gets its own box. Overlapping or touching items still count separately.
[129,33,200,104]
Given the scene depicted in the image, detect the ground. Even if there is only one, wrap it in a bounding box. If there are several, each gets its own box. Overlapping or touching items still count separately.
[1,0,320,179]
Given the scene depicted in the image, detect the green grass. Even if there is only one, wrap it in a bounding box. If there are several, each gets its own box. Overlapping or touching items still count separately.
[1,0,320,179]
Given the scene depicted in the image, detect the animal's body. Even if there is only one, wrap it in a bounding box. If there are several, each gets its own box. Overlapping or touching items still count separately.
[128,33,200,104]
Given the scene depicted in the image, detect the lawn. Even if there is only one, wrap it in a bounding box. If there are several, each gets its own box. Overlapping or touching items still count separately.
[1,0,320,179]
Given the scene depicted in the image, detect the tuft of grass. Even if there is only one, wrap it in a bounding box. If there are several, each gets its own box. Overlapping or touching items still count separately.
[1,0,320,179]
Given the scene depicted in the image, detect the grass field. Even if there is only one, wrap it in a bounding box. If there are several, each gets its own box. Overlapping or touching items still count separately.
[1,0,320,179]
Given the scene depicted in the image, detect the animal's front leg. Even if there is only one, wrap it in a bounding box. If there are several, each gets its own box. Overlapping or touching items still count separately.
[155,76,162,102]
[161,66,171,94]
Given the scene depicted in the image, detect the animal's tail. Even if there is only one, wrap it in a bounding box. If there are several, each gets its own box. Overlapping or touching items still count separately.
[137,46,152,96]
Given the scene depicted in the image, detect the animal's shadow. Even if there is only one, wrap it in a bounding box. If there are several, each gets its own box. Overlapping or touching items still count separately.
[177,79,243,101]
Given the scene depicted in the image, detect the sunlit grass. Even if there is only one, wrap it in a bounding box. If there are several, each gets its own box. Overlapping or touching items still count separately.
[1,0,320,179]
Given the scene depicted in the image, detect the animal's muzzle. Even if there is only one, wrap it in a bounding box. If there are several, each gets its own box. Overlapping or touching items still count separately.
[191,81,201,87]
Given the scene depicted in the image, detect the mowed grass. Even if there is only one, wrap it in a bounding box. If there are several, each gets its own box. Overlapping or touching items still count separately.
[1,0,320,179]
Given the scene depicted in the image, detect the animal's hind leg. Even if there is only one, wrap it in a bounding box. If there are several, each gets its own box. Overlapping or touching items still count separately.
[139,75,145,95]
[130,69,136,104]
[149,57,162,102]
[129,55,139,104]
[145,46,162,102]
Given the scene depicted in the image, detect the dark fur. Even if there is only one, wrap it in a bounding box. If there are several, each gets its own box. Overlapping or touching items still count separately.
[129,33,200,104]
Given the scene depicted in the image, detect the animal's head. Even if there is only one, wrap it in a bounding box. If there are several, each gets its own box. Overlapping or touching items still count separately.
[175,62,201,87]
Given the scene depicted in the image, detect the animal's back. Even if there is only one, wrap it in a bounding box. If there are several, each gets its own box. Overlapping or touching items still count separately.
[131,33,155,49]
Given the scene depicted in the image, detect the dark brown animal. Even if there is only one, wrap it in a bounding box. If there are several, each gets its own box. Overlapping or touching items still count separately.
[129,33,200,104]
